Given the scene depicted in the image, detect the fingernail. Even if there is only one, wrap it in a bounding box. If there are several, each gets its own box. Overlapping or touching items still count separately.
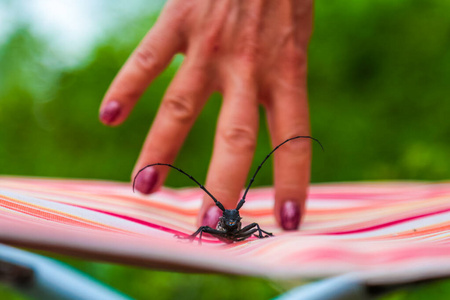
[100,100,121,124]
[280,200,300,231]
[135,167,158,194]
[201,206,222,228]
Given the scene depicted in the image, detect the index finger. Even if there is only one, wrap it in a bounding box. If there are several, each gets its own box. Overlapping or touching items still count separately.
[99,3,186,126]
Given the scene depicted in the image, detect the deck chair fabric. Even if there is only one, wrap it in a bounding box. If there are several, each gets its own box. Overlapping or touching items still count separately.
[0,176,449,284]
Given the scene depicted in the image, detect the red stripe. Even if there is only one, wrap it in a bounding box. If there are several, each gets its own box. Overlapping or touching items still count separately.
[71,204,222,244]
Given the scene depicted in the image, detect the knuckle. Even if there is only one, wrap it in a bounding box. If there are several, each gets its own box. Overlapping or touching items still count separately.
[204,31,221,53]
[236,37,260,64]
[283,46,306,67]
[161,95,196,124]
[280,135,311,154]
[279,46,307,81]
[195,31,221,59]
[221,125,256,152]
[238,48,259,65]
[275,29,307,75]
[233,24,260,64]
[134,46,161,73]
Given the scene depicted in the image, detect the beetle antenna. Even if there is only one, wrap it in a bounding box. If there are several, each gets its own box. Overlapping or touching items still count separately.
[133,163,225,212]
[236,136,323,210]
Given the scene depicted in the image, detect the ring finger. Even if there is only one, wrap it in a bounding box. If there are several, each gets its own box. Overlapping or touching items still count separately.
[266,78,311,231]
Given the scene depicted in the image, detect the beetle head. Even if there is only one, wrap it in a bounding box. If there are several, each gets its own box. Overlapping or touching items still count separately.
[221,209,242,228]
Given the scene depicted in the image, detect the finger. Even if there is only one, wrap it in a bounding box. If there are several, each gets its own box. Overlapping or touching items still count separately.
[99,4,185,126]
[133,58,213,194]
[266,81,311,231]
[198,80,259,227]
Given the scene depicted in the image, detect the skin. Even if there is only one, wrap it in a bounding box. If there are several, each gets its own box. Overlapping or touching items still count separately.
[99,0,313,230]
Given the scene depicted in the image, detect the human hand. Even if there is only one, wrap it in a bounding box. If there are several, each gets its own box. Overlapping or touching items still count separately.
[99,0,313,231]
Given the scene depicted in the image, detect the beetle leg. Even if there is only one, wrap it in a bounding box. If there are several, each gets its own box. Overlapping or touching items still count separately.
[174,226,204,241]
[235,228,257,237]
[240,223,273,238]
[232,228,258,241]
[198,229,204,245]
[234,235,252,242]
[175,226,226,244]
[196,227,229,245]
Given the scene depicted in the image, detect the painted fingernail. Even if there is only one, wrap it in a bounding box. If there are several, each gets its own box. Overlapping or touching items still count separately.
[135,167,158,194]
[201,206,221,228]
[280,200,300,231]
[99,100,121,124]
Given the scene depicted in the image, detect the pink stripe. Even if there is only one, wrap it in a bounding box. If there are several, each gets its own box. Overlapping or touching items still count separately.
[324,208,450,235]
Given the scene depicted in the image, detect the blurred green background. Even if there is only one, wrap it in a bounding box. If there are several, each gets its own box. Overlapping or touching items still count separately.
[1,0,449,299]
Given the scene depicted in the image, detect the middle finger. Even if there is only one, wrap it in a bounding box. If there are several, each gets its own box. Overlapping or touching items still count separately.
[198,76,259,226]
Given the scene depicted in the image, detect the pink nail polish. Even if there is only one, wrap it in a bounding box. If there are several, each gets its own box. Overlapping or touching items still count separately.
[280,200,300,231]
[201,206,222,228]
[100,100,121,124]
[135,167,158,194]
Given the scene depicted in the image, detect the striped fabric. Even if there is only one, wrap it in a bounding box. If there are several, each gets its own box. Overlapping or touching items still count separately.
[0,176,449,284]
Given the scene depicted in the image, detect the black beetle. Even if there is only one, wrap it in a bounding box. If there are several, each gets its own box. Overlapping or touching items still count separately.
[133,136,323,244]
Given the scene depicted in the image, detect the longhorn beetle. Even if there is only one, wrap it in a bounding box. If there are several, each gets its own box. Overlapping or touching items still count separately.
[133,136,323,244]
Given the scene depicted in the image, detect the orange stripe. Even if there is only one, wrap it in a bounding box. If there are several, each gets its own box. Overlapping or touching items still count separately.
[0,195,128,234]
